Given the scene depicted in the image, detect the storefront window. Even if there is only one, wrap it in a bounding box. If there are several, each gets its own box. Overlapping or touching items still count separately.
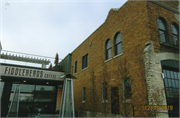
[161,60,179,117]
[9,83,56,117]
[11,84,35,93]
[35,85,55,92]
[0,82,4,98]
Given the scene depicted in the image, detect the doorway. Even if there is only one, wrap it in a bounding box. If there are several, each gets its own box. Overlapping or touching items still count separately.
[9,84,57,117]
[161,60,179,117]
[162,68,179,117]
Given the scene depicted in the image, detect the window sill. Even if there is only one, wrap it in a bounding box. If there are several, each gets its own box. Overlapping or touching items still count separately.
[101,100,108,103]
[160,42,177,48]
[104,58,112,63]
[82,101,86,103]
[113,53,123,59]
[81,67,88,71]
[123,99,132,103]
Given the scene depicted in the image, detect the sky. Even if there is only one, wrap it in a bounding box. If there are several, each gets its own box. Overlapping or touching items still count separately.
[1,0,127,66]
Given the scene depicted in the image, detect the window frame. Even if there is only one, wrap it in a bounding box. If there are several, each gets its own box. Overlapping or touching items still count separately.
[157,18,170,43]
[75,61,77,73]
[171,23,179,45]
[82,54,88,69]
[82,87,86,102]
[102,82,108,101]
[114,32,123,56]
[123,77,131,99]
[105,39,112,60]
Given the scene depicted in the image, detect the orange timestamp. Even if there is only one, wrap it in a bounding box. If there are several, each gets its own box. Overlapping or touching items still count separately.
[144,105,173,111]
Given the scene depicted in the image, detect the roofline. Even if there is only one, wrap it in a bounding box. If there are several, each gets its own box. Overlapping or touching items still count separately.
[150,1,179,14]
[71,22,105,54]
[71,0,129,54]
[1,63,61,72]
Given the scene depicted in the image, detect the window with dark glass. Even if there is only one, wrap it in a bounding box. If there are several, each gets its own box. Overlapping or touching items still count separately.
[82,54,88,69]
[102,82,107,101]
[123,77,131,99]
[75,61,77,73]
[105,39,112,60]
[171,23,179,45]
[82,87,86,101]
[9,84,56,117]
[0,82,4,98]
[161,60,179,117]
[114,33,123,55]
[157,18,170,43]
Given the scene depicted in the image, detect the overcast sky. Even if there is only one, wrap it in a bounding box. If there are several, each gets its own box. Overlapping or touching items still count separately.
[1,0,127,65]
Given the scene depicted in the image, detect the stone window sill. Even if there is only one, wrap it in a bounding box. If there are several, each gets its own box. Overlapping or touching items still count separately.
[160,42,177,48]
[104,58,112,63]
[82,101,86,103]
[81,67,88,71]
[113,53,123,59]
[101,100,108,103]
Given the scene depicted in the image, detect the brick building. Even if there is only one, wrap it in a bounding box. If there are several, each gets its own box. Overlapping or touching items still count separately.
[70,1,179,117]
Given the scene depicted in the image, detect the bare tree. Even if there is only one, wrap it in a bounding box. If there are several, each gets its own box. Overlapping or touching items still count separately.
[132,44,165,117]
[89,69,98,117]
[101,58,108,117]
[113,44,165,117]
[114,57,133,117]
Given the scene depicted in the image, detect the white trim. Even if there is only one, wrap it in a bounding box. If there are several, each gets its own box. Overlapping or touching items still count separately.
[81,101,86,103]
[0,53,50,65]
[104,58,112,63]
[158,52,179,61]
[113,53,123,59]
[101,100,108,103]
[81,67,88,71]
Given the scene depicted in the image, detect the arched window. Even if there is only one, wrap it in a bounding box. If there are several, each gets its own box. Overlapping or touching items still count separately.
[105,39,112,60]
[157,18,169,43]
[114,33,123,56]
[171,23,179,45]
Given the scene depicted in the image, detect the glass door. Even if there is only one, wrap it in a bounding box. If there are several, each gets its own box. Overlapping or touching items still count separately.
[9,84,56,117]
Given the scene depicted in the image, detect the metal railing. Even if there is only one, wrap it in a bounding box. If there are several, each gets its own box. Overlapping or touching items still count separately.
[0,50,62,68]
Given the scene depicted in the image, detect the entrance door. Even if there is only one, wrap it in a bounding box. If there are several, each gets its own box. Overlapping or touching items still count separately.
[163,69,179,117]
[111,87,119,114]
[9,84,57,117]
